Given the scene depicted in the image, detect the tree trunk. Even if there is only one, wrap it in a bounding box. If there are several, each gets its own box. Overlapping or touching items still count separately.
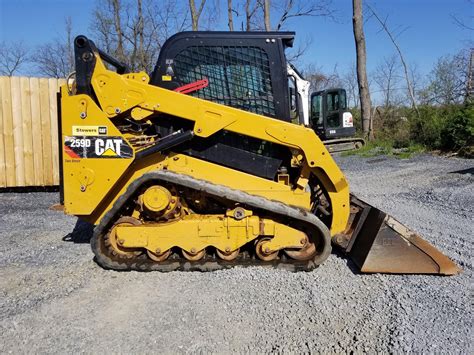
[112,0,125,62]
[245,0,252,30]
[352,0,372,140]
[468,50,474,101]
[137,0,145,69]
[65,17,74,74]
[264,0,271,31]
[189,0,206,31]
[227,0,234,31]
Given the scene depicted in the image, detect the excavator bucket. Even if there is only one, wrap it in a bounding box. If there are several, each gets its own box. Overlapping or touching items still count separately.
[333,195,461,275]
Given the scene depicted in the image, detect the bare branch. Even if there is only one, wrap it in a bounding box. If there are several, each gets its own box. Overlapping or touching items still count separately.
[275,0,335,31]
[372,54,402,107]
[228,0,234,30]
[32,17,74,78]
[286,36,313,65]
[366,4,420,118]
[0,41,29,76]
[451,13,474,31]
[189,0,207,30]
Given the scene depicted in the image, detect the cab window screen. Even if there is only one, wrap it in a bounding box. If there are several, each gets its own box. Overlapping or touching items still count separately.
[173,46,275,117]
[340,90,347,109]
[311,94,322,125]
[327,92,340,111]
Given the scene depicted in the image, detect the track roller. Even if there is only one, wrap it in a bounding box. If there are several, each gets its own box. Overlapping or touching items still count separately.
[147,249,172,262]
[216,248,240,261]
[182,248,206,261]
[255,238,279,261]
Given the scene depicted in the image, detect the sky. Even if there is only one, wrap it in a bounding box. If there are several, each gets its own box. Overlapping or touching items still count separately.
[0,0,472,79]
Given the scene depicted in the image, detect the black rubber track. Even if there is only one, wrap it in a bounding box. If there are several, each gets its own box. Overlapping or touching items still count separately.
[91,170,332,272]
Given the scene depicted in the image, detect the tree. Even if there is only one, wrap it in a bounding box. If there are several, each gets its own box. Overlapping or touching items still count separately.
[303,63,342,92]
[342,63,359,108]
[372,54,402,107]
[189,0,207,30]
[264,0,271,30]
[259,0,334,31]
[0,41,29,76]
[92,0,190,73]
[227,0,234,31]
[244,0,260,30]
[274,0,334,30]
[352,0,372,139]
[111,0,125,63]
[32,17,74,78]
[366,4,419,117]
[421,50,470,105]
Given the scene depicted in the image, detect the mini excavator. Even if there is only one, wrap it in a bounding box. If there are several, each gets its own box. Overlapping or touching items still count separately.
[58,32,460,274]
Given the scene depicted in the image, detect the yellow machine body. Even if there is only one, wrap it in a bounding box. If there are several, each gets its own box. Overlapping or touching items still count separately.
[60,55,350,233]
[59,35,460,274]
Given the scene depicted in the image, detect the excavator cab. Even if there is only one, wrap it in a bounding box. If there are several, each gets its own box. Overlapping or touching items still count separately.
[310,88,364,152]
[311,88,354,139]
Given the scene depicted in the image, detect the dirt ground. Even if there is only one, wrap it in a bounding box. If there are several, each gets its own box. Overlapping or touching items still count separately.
[0,153,472,353]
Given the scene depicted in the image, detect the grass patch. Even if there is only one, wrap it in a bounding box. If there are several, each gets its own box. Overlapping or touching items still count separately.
[341,140,392,157]
[341,140,425,159]
[393,144,425,159]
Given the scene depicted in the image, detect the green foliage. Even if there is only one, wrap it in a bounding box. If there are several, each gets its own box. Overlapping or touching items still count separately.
[372,106,412,148]
[440,104,474,152]
[407,103,473,153]
[349,103,473,158]
[408,105,445,148]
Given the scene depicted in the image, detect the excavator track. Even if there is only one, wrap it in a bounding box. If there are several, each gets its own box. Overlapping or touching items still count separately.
[91,170,332,272]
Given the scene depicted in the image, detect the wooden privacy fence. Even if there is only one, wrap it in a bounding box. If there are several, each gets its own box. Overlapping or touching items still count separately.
[0,76,66,188]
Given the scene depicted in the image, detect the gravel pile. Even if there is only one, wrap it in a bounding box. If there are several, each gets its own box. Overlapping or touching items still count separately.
[0,153,472,353]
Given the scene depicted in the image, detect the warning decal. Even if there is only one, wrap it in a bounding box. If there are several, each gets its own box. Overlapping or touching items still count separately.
[64,136,133,159]
[342,112,354,128]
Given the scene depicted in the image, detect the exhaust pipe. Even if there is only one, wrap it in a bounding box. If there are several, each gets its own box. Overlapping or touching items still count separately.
[333,195,461,275]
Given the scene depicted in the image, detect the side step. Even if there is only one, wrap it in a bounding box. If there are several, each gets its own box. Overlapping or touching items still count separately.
[333,195,461,275]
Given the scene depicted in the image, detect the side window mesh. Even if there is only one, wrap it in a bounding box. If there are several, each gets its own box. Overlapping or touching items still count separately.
[173,46,275,117]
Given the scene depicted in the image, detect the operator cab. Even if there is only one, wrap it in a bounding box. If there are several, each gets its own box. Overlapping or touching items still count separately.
[310,88,355,140]
[151,31,295,122]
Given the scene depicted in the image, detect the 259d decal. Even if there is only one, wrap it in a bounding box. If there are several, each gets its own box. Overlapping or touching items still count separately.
[64,136,133,159]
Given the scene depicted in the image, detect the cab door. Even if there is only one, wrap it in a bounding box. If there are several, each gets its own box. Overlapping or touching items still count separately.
[310,91,324,136]
[324,89,344,137]
[311,89,354,140]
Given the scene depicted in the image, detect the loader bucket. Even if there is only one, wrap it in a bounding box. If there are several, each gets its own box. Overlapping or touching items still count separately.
[333,195,461,275]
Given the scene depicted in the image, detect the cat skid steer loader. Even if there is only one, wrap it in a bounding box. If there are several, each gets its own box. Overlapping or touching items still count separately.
[58,32,460,274]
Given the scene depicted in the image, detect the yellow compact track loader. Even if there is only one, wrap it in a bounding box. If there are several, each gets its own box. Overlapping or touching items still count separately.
[58,32,460,274]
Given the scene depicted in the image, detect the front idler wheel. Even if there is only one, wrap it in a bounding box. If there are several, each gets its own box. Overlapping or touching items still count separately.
[105,216,143,259]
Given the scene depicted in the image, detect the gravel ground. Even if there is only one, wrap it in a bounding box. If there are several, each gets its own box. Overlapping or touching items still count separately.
[0,153,472,353]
